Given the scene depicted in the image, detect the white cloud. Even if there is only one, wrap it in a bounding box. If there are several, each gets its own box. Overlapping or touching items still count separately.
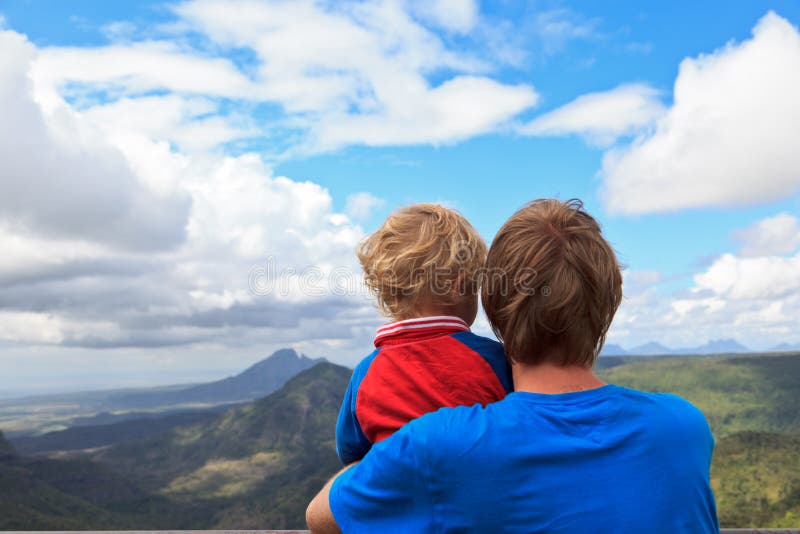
[33,41,257,101]
[693,252,800,301]
[622,269,662,296]
[0,28,380,360]
[520,84,665,146]
[315,75,537,148]
[345,193,386,220]
[0,1,541,385]
[0,311,67,344]
[101,21,137,42]
[80,95,256,153]
[409,0,479,34]
[602,12,800,214]
[31,0,537,154]
[610,211,800,350]
[532,8,600,56]
[0,30,190,251]
[609,245,800,350]
[733,212,800,257]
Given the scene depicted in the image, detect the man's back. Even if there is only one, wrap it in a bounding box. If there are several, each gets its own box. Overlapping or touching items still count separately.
[330,384,719,533]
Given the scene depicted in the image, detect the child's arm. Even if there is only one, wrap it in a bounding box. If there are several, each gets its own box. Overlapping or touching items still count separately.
[335,377,372,464]
[336,351,382,464]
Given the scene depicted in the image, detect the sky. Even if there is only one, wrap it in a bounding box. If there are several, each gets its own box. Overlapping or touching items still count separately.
[1,0,800,397]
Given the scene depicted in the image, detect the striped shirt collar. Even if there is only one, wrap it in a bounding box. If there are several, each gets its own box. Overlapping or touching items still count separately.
[374,315,470,347]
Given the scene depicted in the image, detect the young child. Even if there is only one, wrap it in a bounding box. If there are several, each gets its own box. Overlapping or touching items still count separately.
[336,203,513,465]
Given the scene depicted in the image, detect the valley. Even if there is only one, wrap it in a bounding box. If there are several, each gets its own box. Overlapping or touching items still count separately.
[1,350,798,529]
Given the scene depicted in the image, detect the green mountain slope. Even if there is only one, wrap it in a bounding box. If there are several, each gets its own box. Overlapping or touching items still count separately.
[597,353,800,436]
[11,409,223,455]
[0,429,124,530]
[0,429,14,459]
[5,354,798,529]
[92,361,349,528]
[712,431,800,528]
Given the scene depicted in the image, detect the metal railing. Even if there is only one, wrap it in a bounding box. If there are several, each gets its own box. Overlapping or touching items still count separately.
[2,529,798,533]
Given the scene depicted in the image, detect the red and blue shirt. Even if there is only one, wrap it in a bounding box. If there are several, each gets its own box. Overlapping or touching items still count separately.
[335,316,513,465]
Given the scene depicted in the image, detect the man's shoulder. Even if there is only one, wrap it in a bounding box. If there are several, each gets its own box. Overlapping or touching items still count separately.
[613,386,713,443]
[616,386,706,416]
[397,402,495,455]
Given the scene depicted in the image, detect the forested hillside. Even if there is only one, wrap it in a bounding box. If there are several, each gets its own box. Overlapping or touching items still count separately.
[1,353,798,529]
[0,362,347,529]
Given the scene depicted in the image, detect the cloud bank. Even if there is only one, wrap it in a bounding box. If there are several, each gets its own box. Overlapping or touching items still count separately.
[601,12,800,214]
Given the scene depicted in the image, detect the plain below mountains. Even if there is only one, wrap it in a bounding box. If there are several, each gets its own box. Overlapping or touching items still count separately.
[1,349,324,437]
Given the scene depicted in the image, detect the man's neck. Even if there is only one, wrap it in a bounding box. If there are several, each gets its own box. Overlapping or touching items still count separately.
[512,360,606,394]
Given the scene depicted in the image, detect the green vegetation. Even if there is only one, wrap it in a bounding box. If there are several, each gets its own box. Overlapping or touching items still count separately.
[711,431,800,528]
[1,353,798,529]
[0,362,347,530]
[11,410,222,454]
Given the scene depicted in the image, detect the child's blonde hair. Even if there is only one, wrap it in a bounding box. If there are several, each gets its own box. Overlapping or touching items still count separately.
[357,203,487,319]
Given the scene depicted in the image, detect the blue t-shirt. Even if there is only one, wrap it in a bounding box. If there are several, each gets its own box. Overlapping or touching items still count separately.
[330,384,719,533]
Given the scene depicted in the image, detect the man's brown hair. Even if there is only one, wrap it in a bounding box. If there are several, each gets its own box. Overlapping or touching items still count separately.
[481,198,622,367]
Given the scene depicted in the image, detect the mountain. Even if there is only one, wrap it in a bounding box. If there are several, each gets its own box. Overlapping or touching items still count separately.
[1,348,324,436]
[600,343,627,356]
[90,361,349,529]
[3,354,800,529]
[679,338,750,355]
[627,341,673,355]
[0,428,129,530]
[102,348,325,410]
[1,362,347,530]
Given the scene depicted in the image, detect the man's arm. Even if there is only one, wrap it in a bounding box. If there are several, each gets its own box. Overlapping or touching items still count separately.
[306,464,356,534]
[308,420,433,533]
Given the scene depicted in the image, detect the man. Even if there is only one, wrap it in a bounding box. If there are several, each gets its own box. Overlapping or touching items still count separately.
[307,199,719,533]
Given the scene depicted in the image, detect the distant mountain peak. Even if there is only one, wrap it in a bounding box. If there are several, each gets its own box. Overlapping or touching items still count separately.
[239,348,325,376]
[89,348,328,412]
[611,338,752,356]
[600,343,627,356]
[168,348,327,405]
[628,341,673,356]
[692,338,750,354]
[267,347,301,360]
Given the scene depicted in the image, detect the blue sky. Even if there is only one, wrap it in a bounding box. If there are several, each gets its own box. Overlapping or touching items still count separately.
[1,0,800,396]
